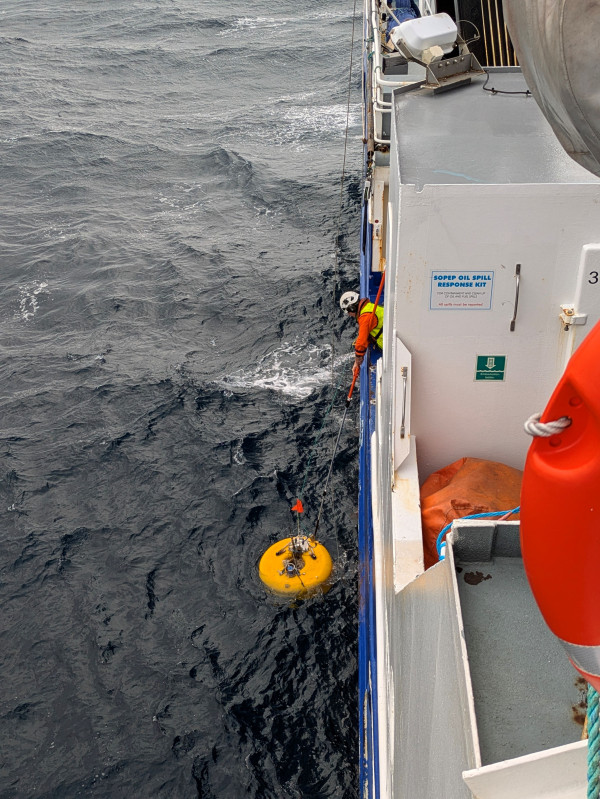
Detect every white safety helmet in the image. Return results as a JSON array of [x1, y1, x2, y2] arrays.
[[339, 290, 359, 313]]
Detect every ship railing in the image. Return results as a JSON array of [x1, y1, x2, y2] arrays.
[[366, 0, 435, 146]]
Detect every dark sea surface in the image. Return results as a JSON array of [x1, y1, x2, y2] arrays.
[[0, 2, 363, 797]]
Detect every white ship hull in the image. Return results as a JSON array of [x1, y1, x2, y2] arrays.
[[358, 2, 600, 796]]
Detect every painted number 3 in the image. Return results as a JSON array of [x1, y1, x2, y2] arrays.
[[589, 271, 599, 284]]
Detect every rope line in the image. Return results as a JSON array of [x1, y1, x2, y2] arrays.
[[331, 0, 359, 386], [298, 369, 347, 503], [313, 0, 358, 560], [524, 412, 572, 437], [289, 362, 354, 547], [290, 0, 359, 551], [589, 684, 600, 798], [313, 382, 353, 539]]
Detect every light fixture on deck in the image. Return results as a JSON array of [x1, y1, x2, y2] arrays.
[[387, 12, 484, 92]]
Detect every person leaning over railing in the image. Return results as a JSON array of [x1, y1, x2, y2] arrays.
[[339, 290, 384, 375]]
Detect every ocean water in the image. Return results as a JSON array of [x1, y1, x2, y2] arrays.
[[0, 1, 363, 797]]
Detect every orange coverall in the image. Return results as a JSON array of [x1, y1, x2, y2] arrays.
[[354, 298, 381, 358]]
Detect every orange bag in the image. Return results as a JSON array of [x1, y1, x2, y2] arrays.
[[420, 457, 522, 569]]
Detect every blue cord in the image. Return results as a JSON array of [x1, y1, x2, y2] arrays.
[[436, 506, 520, 559]]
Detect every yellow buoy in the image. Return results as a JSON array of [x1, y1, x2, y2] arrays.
[[259, 536, 333, 596]]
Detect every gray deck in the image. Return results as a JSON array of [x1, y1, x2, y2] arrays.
[[393, 69, 600, 188], [453, 524, 585, 766]]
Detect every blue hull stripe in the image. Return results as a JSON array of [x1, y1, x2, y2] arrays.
[[357, 166, 383, 796]]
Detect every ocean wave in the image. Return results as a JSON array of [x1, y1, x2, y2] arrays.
[[0, 36, 33, 46]]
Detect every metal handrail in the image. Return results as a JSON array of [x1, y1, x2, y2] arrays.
[[366, 0, 431, 144]]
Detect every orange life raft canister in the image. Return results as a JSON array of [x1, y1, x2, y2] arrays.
[[521, 320, 600, 692]]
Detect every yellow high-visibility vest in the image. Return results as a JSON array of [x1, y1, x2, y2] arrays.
[[358, 302, 384, 349]]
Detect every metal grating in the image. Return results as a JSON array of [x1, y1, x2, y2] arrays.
[[478, 0, 517, 66], [444, 0, 517, 67]]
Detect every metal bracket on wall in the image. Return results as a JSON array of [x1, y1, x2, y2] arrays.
[[560, 304, 588, 331]]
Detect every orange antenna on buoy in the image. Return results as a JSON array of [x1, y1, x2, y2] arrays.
[[291, 499, 304, 513]]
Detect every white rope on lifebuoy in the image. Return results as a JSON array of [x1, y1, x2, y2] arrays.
[[524, 413, 572, 437]]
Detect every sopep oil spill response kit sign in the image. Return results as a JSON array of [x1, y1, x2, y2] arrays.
[[430, 271, 494, 310]]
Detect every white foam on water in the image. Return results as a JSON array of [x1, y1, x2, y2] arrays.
[[283, 103, 361, 134], [17, 280, 49, 321], [271, 91, 318, 104], [41, 219, 78, 241], [267, 103, 362, 149], [300, 9, 352, 20], [232, 441, 246, 465], [220, 8, 351, 36], [220, 337, 352, 399], [222, 16, 289, 35]]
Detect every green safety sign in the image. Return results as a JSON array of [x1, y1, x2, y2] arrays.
[[475, 355, 506, 381]]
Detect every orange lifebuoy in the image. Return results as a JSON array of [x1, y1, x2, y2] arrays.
[[521, 320, 600, 692]]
